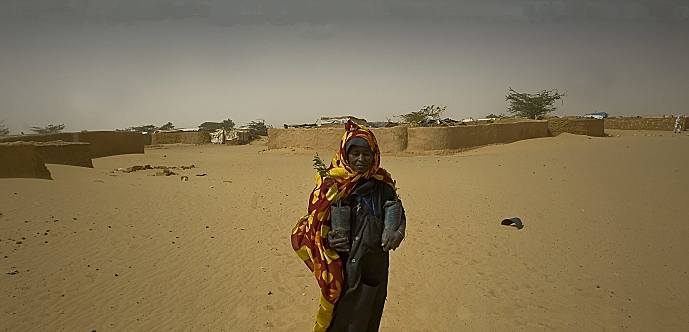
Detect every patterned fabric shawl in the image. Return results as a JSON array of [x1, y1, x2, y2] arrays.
[[291, 120, 395, 332]]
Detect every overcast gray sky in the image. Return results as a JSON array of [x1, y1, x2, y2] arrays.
[[1, 0, 688, 133]]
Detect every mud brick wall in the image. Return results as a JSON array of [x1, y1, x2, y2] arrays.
[[0, 131, 144, 158], [604, 117, 686, 131], [268, 121, 549, 153], [33, 141, 93, 168], [0, 142, 52, 180], [151, 132, 211, 145], [548, 118, 605, 136]]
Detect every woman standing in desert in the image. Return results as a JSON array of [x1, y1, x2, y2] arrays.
[[291, 120, 407, 332]]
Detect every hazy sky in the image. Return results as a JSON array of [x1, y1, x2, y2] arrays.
[[1, 0, 688, 133]]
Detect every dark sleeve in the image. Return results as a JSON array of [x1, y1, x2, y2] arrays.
[[379, 181, 407, 233], [399, 201, 407, 233]]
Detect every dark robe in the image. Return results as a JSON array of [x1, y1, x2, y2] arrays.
[[327, 178, 406, 332]]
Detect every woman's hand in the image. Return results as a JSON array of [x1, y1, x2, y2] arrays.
[[327, 230, 350, 252], [382, 229, 404, 252]]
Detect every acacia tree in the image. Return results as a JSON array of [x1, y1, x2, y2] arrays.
[[397, 104, 447, 124], [245, 119, 266, 132], [222, 118, 235, 129], [157, 122, 175, 131], [30, 124, 65, 134], [199, 118, 235, 131], [505, 88, 566, 119], [0, 119, 9, 136], [124, 124, 158, 133]]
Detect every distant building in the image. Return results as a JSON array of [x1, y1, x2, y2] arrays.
[[316, 116, 367, 127], [583, 112, 609, 119]]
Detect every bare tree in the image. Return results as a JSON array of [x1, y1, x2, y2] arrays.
[[0, 119, 9, 136]]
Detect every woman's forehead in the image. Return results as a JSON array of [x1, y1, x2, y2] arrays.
[[348, 145, 372, 154]]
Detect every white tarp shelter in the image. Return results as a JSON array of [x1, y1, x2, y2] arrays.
[[209, 129, 252, 145]]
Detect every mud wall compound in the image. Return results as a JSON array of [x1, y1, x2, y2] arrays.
[[372, 127, 408, 153], [547, 118, 605, 136], [267, 128, 343, 151], [0, 131, 144, 158], [268, 121, 550, 152], [604, 117, 687, 131], [0, 133, 78, 144], [267, 127, 409, 153], [151, 132, 211, 145], [0, 142, 52, 180], [405, 121, 549, 152], [33, 141, 93, 168], [78, 131, 145, 158]]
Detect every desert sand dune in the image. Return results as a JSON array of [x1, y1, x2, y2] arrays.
[[1, 130, 688, 331]]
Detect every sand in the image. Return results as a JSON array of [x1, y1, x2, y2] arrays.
[[1, 130, 688, 331]]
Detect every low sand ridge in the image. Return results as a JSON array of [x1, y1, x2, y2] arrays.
[[1, 130, 688, 331]]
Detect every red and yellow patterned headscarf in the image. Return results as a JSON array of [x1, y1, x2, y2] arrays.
[[291, 120, 395, 332]]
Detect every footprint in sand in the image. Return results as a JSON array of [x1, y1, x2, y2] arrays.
[[523, 263, 538, 272], [488, 288, 506, 298], [523, 282, 537, 289], [250, 193, 260, 209], [515, 317, 529, 326], [515, 300, 528, 309]]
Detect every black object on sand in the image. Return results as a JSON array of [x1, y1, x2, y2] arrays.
[[501, 217, 524, 229]]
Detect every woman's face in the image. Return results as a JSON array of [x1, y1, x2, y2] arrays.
[[347, 145, 374, 174]]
